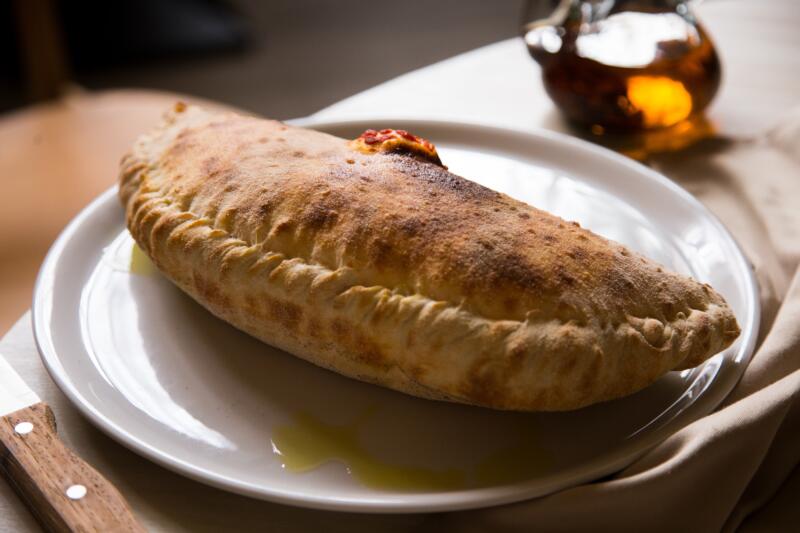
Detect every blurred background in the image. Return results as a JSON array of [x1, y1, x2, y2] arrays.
[[2, 0, 525, 117], [0, 0, 525, 332]]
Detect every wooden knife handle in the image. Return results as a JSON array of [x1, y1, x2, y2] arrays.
[[0, 402, 145, 532]]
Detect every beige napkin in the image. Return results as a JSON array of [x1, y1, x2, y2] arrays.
[[442, 113, 800, 533]]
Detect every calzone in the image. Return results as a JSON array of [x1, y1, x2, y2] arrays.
[[119, 104, 740, 411]]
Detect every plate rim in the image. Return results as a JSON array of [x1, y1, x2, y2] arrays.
[[32, 118, 760, 513]]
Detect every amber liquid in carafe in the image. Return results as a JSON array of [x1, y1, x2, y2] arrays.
[[526, 6, 721, 133]]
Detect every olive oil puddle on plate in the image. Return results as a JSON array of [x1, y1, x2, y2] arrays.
[[129, 243, 156, 275], [271, 411, 547, 491]]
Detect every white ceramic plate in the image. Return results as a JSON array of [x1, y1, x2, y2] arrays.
[[33, 119, 758, 513]]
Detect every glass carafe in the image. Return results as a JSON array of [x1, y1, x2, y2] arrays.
[[523, 0, 721, 134]]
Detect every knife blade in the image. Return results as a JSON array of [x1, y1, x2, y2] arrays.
[[0, 352, 145, 532], [0, 356, 40, 418]]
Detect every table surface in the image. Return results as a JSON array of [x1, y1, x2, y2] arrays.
[[2, 0, 798, 530]]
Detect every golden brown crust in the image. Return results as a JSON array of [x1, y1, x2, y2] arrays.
[[118, 104, 741, 411]]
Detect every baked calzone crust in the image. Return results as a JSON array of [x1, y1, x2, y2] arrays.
[[119, 104, 740, 411]]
